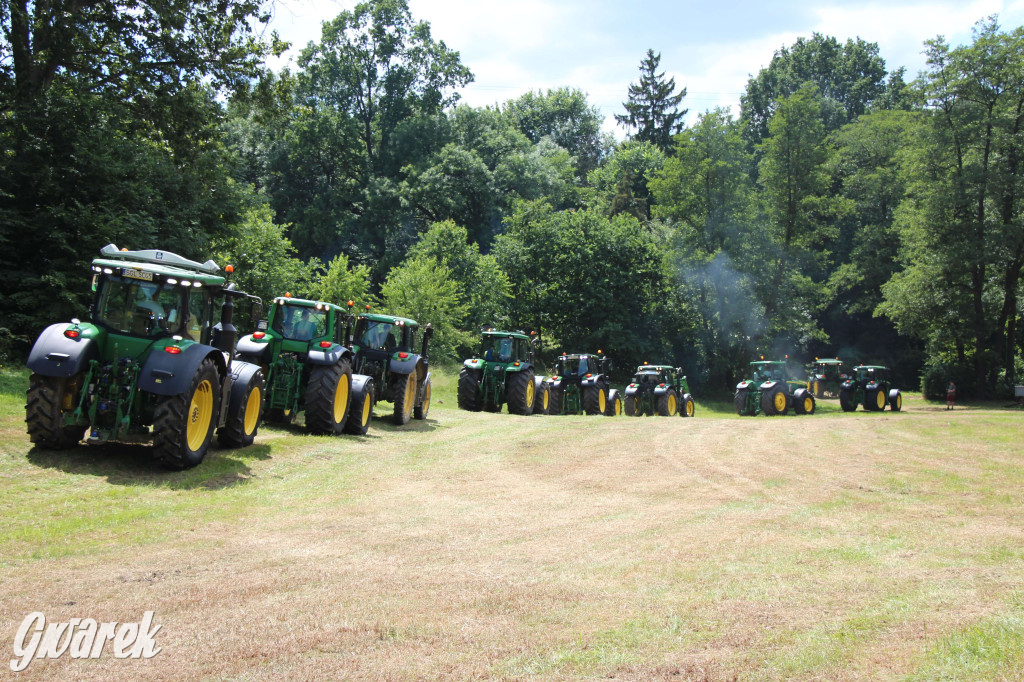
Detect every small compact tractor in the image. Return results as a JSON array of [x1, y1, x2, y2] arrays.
[[839, 365, 902, 412], [25, 244, 265, 469], [806, 357, 847, 398], [458, 329, 547, 415], [734, 359, 816, 416], [348, 306, 432, 425], [236, 295, 373, 436], [546, 351, 620, 416], [623, 363, 695, 417]]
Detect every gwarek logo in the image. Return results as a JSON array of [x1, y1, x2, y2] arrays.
[[10, 611, 161, 672]]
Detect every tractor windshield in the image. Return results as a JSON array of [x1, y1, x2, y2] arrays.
[[94, 276, 187, 338], [483, 337, 514, 363], [272, 306, 327, 341], [357, 320, 401, 352]]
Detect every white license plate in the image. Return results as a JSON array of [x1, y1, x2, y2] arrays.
[[123, 268, 153, 281]]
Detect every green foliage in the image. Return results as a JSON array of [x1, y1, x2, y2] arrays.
[[379, 255, 471, 362], [615, 49, 688, 151], [588, 141, 666, 220], [313, 253, 376, 309], [740, 33, 891, 151], [919, 357, 975, 400]]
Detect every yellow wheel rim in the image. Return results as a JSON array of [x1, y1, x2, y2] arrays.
[[667, 394, 677, 415], [186, 379, 214, 451], [333, 373, 351, 423], [686, 400, 694, 417], [422, 382, 431, 415], [773, 391, 787, 412], [243, 386, 261, 435], [876, 390, 886, 409], [526, 379, 535, 408], [804, 396, 813, 413], [615, 398, 622, 416], [542, 389, 549, 411], [360, 393, 372, 426], [598, 389, 607, 413], [403, 375, 416, 415], [895, 394, 902, 410]]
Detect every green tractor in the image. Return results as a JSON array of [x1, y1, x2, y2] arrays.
[[622, 363, 695, 417], [806, 357, 848, 398], [734, 359, 816, 417], [349, 306, 433, 425], [457, 329, 547, 415], [25, 244, 266, 469], [235, 295, 373, 436], [546, 351, 620, 416], [839, 365, 903, 412]]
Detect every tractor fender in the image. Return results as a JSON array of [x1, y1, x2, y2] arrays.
[[581, 374, 603, 388], [736, 380, 752, 390], [653, 384, 671, 396], [139, 343, 227, 396], [26, 323, 100, 378], [841, 380, 854, 390], [307, 343, 354, 367], [504, 362, 531, 373], [236, 334, 271, 361], [759, 380, 781, 392], [419, 370, 432, 402], [624, 384, 641, 397], [226, 360, 263, 409], [548, 377, 564, 390], [352, 373, 374, 400], [389, 353, 420, 375], [463, 357, 485, 371]]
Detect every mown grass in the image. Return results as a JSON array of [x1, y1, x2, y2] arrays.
[[1, 365, 1023, 680]]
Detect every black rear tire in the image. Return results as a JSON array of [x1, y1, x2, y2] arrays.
[[656, 389, 678, 416], [217, 369, 265, 447], [414, 375, 431, 420], [305, 361, 353, 435], [839, 387, 856, 412], [582, 385, 607, 415], [507, 370, 535, 415], [734, 388, 749, 416], [153, 358, 220, 470], [392, 372, 416, 425], [548, 386, 563, 415], [26, 373, 84, 449], [457, 368, 482, 412]]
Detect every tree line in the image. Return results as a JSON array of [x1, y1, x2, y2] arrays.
[[1, 0, 1022, 398]]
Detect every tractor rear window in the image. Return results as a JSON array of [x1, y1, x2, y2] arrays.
[[358, 320, 400, 351], [95, 276, 187, 338], [484, 337, 514, 362]]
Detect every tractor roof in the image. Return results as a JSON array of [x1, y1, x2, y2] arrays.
[[854, 364, 888, 370], [93, 244, 225, 285], [750, 360, 787, 367], [358, 312, 419, 328], [812, 358, 843, 365], [272, 296, 344, 312], [559, 352, 603, 359], [482, 330, 532, 341], [637, 364, 673, 372]]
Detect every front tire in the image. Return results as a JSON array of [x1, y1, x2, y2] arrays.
[[305, 361, 353, 435], [839, 387, 856, 412], [548, 386, 564, 415], [605, 389, 623, 416], [534, 382, 550, 415], [734, 388, 750, 416], [392, 372, 416, 425], [217, 369, 265, 447], [344, 379, 374, 436], [680, 394, 695, 417], [414, 375, 431, 420], [26, 373, 84, 449], [889, 389, 902, 412], [153, 358, 220, 470]]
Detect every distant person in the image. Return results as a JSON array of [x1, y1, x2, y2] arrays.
[[946, 381, 956, 410]]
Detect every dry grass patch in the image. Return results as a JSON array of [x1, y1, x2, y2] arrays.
[[1, 369, 1022, 680]]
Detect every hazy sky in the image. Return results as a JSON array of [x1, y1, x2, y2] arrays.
[[264, 0, 1024, 134]]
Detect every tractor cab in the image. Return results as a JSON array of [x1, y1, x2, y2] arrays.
[[553, 352, 607, 382]]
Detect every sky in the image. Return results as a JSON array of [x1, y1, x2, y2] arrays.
[[263, 0, 1024, 135]]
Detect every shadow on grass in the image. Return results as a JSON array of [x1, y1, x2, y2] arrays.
[[369, 412, 441, 433], [25, 441, 271, 490]]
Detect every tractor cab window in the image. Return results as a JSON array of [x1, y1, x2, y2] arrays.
[[577, 357, 590, 375], [95, 275, 186, 338], [273, 306, 326, 341], [484, 337, 514, 362], [184, 289, 211, 342], [358, 320, 400, 351]]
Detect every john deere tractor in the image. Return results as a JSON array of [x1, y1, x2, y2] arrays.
[[623, 364, 695, 417], [546, 351, 619, 416], [235, 295, 374, 436], [349, 306, 432, 425], [839, 365, 902, 412], [806, 357, 847, 398], [457, 329, 547, 415], [734, 359, 816, 417], [25, 244, 265, 469]]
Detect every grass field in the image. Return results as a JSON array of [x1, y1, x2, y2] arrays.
[[1, 366, 1022, 680]]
